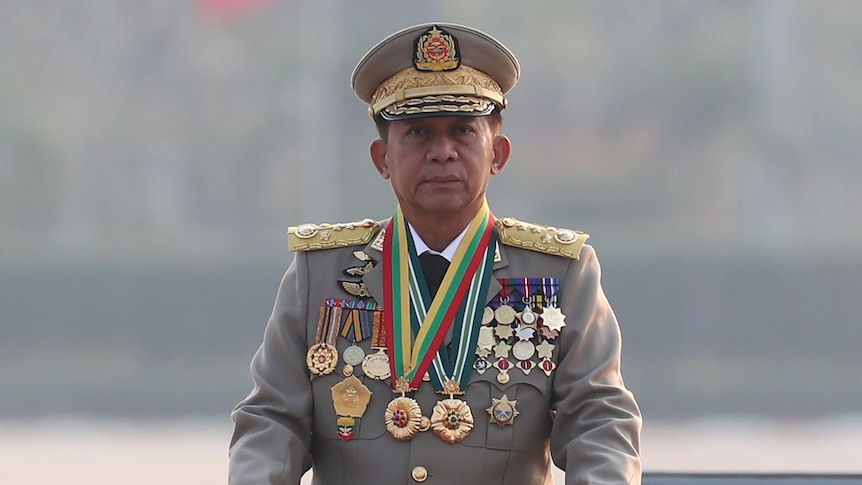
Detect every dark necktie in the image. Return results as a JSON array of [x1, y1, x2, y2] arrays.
[[419, 252, 450, 298]]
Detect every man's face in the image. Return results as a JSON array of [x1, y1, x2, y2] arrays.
[[370, 115, 510, 223]]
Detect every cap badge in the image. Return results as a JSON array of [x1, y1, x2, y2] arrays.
[[413, 26, 460, 72]]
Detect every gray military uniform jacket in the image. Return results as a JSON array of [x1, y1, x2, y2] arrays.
[[229, 217, 641, 485]]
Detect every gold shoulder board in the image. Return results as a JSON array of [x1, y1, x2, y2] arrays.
[[495, 217, 589, 260], [288, 219, 381, 252]]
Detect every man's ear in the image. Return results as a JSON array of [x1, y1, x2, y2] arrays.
[[490, 135, 511, 175], [370, 139, 389, 179]]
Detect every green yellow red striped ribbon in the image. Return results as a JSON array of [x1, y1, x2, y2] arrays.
[[383, 200, 496, 391]]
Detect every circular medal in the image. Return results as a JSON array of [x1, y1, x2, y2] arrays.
[[306, 343, 338, 375], [494, 304, 516, 324], [342, 344, 365, 366], [385, 396, 423, 441], [519, 306, 538, 326], [430, 398, 474, 444], [477, 326, 495, 349], [512, 340, 536, 361], [497, 371, 510, 384], [481, 306, 495, 325], [361, 349, 391, 380]]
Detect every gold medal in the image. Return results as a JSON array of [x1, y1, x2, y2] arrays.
[[481, 306, 495, 325], [477, 326, 495, 353], [494, 323, 514, 339], [540, 304, 566, 331], [307, 342, 338, 375], [430, 398, 474, 443], [331, 375, 372, 418], [535, 340, 555, 360], [494, 304, 516, 324], [385, 395, 424, 441], [361, 348, 391, 380]]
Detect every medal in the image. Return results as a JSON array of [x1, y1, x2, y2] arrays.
[[541, 304, 566, 332], [331, 375, 372, 441], [343, 343, 365, 366], [385, 395, 424, 441], [518, 305, 538, 326], [494, 358, 511, 384], [481, 306, 495, 325], [518, 359, 535, 375], [307, 303, 343, 375], [473, 356, 490, 374], [385, 377, 424, 441], [341, 342, 364, 376], [361, 348, 391, 380], [307, 342, 338, 375], [494, 303, 516, 324], [477, 326, 495, 353], [430, 398, 474, 443], [494, 323, 514, 339], [381, 202, 496, 445], [362, 309, 390, 380], [493, 340, 511, 359], [430, 380, 473, 443], [487, 394, 519, 428], [512, 340, 535, 361], [535, 340, 554, 360], [540, 357, 556, 376], [331, 375, 372, 417]]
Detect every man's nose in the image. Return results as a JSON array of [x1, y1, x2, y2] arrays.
[[426, 134, 458, 162]]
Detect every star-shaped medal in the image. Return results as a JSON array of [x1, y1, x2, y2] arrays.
[[540, 326, 559, 340], [494, 323, 514, 339], [536, 340, 555, 360], [514, 325, 535, 341], [486, 394, 519, 428], [541, 304, 566, 332], [494, 341, 512, 359]]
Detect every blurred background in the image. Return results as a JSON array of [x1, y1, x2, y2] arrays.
[[1, 0, 861, 482]]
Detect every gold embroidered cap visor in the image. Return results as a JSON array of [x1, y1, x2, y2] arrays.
[[351, 23, 520, 120]]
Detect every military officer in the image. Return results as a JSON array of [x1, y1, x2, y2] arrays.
[[229, 22, 642, 485]]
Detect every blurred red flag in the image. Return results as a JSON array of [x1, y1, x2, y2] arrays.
[[196, 0, 273, 23]]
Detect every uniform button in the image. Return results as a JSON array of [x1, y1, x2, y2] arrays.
[[411, 465, 428, 482]]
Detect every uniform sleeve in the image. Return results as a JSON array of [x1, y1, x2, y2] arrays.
[[550, 245, 642, 485], [229, 252, 314, 485]]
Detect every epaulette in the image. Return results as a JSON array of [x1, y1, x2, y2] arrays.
[[495, 217, 589, 260], [287, 219, 381, 252]]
